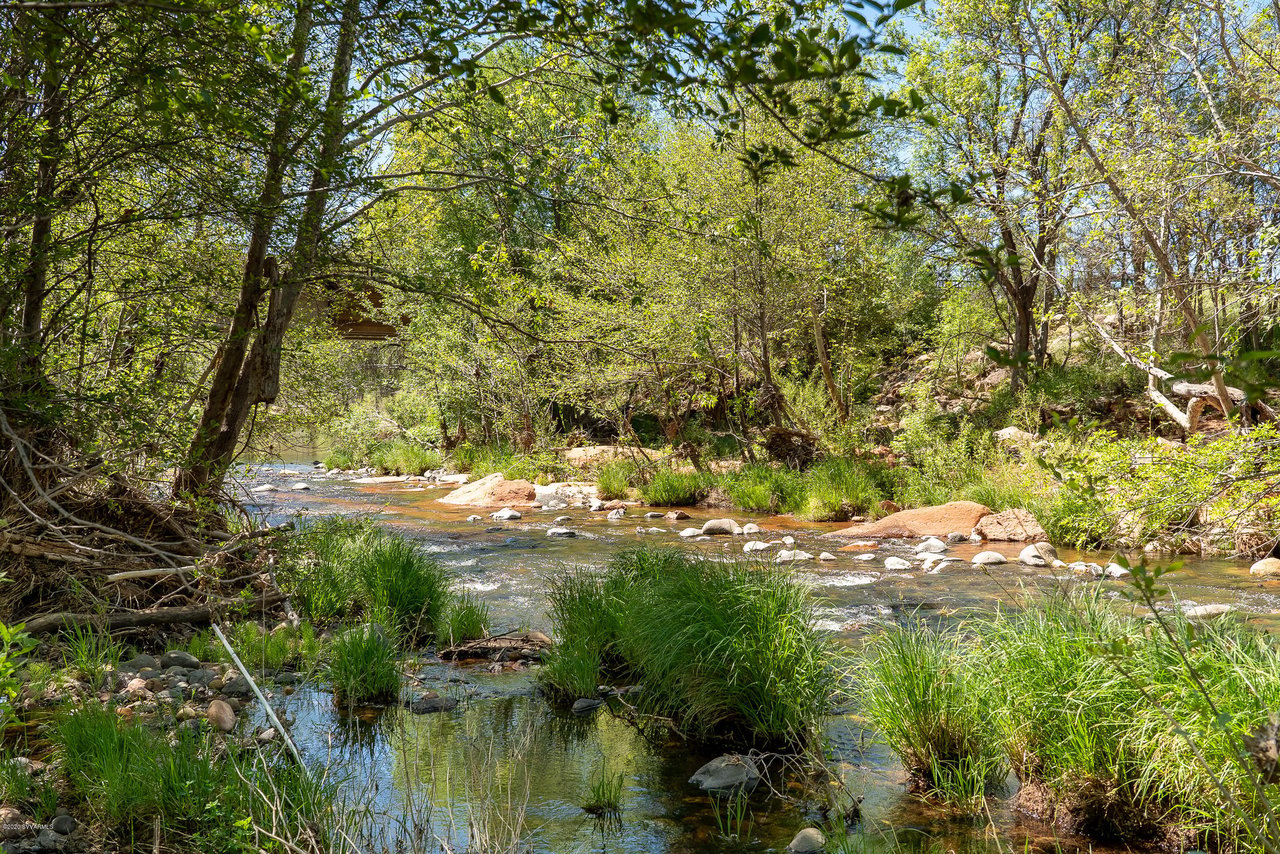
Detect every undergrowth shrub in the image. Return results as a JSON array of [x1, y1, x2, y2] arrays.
[[540, 548, 834, 748], [594, 459, 638, 500], [327, 625, 400, 705]]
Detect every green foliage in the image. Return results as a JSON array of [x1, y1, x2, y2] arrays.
[[451, 442, 575, 484], [188, 622, 322, 673], [594, 459, 638, 500], [859, 625, 1004, 808], [721, 464, 806, 513], [53, 706, 332, 850], [327, 625, 401, 705], [61, 623, 123, 683], [638, 469, 711, 506], [582, 765, 624, 817], [860, 595, 1280, 841], [442, 594, 490, 646], [541, 548, 834, 747], [0, 752, 58, 823], [282, 518, 461, 641], [796, 458, 889, 521], [0, 621, 37, 719]]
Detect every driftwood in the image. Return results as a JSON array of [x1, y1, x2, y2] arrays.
[[23, 593, 286, 635], [439, 630, 552, 661], [1087, 316, 1274, 431]]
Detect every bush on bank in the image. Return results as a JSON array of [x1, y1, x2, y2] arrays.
[[540, 548, 836, 748], [860, 593, 1280, 846]]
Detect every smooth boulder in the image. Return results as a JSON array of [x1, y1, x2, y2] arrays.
[[701, 518, 738, 535], [1250, 557, 1280, 578], [689, 754, 761, 791], [775, 550, 814, 563], [439, 473, 537, 507], [787, 828, 827, 854], [491, 508, 522, 521], [825, 501, 992, 539], [207, 699, 236, 733], [884, 556, 912, 571], [547, 527, 576, 538], [974, 508, 1046, 542], [915, 537, 948, 554], [972, 551, 1007, 566], [1019, 542, 1058, 566]]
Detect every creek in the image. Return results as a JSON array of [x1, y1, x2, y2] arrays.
[[240, 464, 1280, 854]]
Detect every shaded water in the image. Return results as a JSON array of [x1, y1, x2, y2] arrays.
[[236, 464, 1280, 853]]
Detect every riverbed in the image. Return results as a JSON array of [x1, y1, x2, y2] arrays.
[[236, 464, 1280, 854]]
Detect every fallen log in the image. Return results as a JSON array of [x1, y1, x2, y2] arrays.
[[439, 630, 552, 661], [23, 592, 286, 635]]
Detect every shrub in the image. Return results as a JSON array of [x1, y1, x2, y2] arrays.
[[639, 469, 710, 506], [327, 626, 401, 705], [541, 548, 834, 747]]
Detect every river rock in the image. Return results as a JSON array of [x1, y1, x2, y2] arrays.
[[825, 501, 992, 539], [689, 754, 761, 791], [1184, 603, 1234, 620], [36, 828, 66, 850], [121, 653, 159, 672], [884, 556, 912, 571], [1099, 562, 1131, 579], [571, 697, 605, 714], [466, 514, 482, 522], [817, 552, 837, 561], [50, 815, 76, 836], [678, 527, 701, 538], [546, 527, 576, 538], [701, 518, 738, 535], [290, 482, 311, 490], [775, 550, 814, 563], [160, 650, 200, 669], [607, 508, 626, 521], [207, 699, 236, 732], [251, 483, 277, 493], [946, 532, 968, 544], [741, 522, 762, 535], [972, 551, 1007, 566], [257, 727, 277, 743], [974, 508, 1046, 542], [410, 695, 459, 714], [914, 537, 947, 554], [787, 827, 827, 853], [994, 426, 1038, 446], [554, 515, 572, 523], [491, 508, 522, 521], [437, 473, 469, 484], [664, 510, 690, 521], [782, 536, 795, 546], [854, 552, 878, 561], [743, 541, 773, 553], [440, 473, 537, 507], [589, 498, 605, 511], [1019, 542, 1058, 566], [644, 512, 664, 519], [1250, 558, 1280, 577]]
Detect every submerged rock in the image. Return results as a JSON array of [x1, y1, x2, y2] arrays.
[[644, 511, 664, 519], [409, 695, 459, 714], [607, 508, 626, 521], [689, 754, 761, 791], [701, 518, 738, 535], [571, 697, 605, 714], [787, 827, 827, 854], [1183, 603, 1234, 620], [972, 551, 1007, 566]]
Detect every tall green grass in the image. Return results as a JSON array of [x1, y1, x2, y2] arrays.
[[187, 621, 322, 672], [540, 548, 834, 747], [282, 518, 466, 641], [451, 442, 575, 484], [594, 459, 638, 500], [859, 594, 1280, 844], [323, 437, 441, 474], [638, 469, 710, 506], [53, 706, 336, 851], [327, 625, 401, 705]]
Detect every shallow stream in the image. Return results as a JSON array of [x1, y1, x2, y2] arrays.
[[238, 464, 1280, 854]]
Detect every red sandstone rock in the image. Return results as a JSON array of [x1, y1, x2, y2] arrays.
[[825, 501, 992, 539]]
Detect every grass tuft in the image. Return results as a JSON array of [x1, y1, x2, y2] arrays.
[[638, 469, 710, 506], [327, 625, 401, 705]]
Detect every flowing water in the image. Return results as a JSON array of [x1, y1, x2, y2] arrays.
[[237, 463, 1280, 854]]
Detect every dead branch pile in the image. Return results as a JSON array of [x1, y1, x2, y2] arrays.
[[1, 409, 291, 635]]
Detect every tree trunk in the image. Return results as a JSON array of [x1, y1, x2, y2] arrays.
[[812, 297, 847, 423]]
